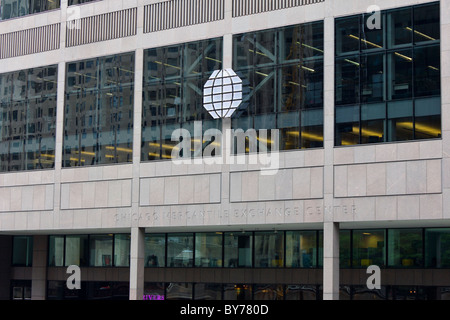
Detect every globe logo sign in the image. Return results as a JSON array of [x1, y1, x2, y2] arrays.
[[203, 69, 243, 119]]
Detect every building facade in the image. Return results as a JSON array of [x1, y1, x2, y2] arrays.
[[0, 0, 449, 300]]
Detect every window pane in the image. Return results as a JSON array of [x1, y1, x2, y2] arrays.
[[335, 56, 360, 106], [286, 285, 318, 300], [1, 0, 61, 20], [414, 97, 441, 140], [254, 67, 276, 115], [280, 65, 300, 112], [335, 105, 359, 146], [167, 233, 193, 267], [335, 3, 441, 147], [114, 234, 130, 267], [340, 230, 351, 268], [360, 103, 386, 144], [254, 29, 276, 67], [63, 52, 134, 167], [388, 229, 423, 267], [195, 233, 223, 267], [89, 234, 113, 267], [301, 108, 323, 148], [425, 228, 450, 268], [361, 53, 385, 103], [0, 65, 57, 173], [352, 230, 386, 268], [223, 284, 252, 300], [166, 283, 192, 300], [335, 17, 360, 55], [413, 3, 440, 44], [144, 282, 165, 297], [224, 232, 252, 268], [280, 26, 302, 64], [361, 12, 385, 51], [387, 8, 412, 48], [234, 23, 323, 152], [302, 22, 324, 60], [414, 45, 440, 98], [48, 236, 64, 267], [142, 38, 223, 161], [387, 100, 413, 142], [254, 284, 284, 300], [286, 231, 317, 268], [145, 234, 166, 267], [194, 283, 222, 300], [65, 235, 89, 267], [69, 0, 95, 5], [387, 50, 413, 100], [12, 236, 33, 267], [254, 231, 284, 268]]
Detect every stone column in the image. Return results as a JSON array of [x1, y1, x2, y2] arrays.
[[441, 0, 450, 219], [322, 9, 339, 300], [129, 227, 145, 300], [323, 222, 340, 300], [31, 236, 48, 300], [128, 5, 145, 296]]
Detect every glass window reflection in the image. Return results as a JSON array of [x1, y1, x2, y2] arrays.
[[145, 234, 166, 267], [352, 230, 386, 268], [335, 3, 441, 146], [388, 229, 423, 268], [233, 21, 324, 151], [63, 52, 135, 167], [1, 0, 61, 21], [285, 231, 317, 268], [167, 233, 194, 267], [224, 232, 252, 268], [0, 65, 57, 172], [254, 231, 284, 268], [195, 233, 223, 267], [142, 38, 223, 162]]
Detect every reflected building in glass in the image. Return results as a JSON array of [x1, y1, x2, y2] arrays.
[[63, 52, 135, 167], [0, 0, 450, 302]]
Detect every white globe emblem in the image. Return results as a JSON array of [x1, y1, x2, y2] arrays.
[[203, 69, 243, 119]]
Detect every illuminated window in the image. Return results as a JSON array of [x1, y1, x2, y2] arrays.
[[335, 2, 441, 146], [233, 21, 324, 151]]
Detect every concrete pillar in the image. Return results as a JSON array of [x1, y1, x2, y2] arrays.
[[323, 222, 340, 300], [31, 236, 48, 300], [322, 7, 340, 300], [129, 227, 145, 300], [129, 19, 144, 297], [440, 0, 450, 218]]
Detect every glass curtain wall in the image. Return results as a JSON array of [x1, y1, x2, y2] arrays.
[[142, 38, 223, 161], [0, 65, 57, 172], [335, 2, 441, 146], [12, 236, 33, 267], [425, 228, 450, 268], [145, 234, 166, 267], [44, 228, 450, 269], [0, 0, 60, 20], [233, 21, 324, 151], [224, 231, 253, 268], [254, 231, 284, 267], [68, 0, 94, 5], [285, 231, 317, 268], [65, 235, 89, 266], [167, 233, 194, 267], [48, 234, 128, 267], [63, 52, 135, 167], [195, 233, 223, 267]]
